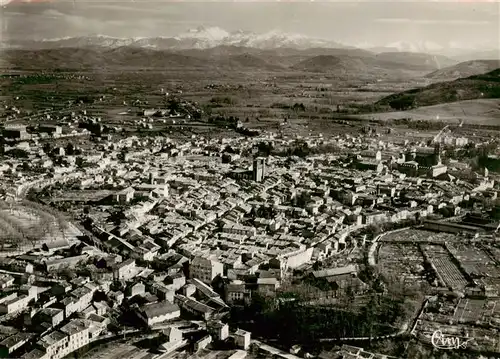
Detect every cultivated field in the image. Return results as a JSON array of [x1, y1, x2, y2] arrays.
[[453, 298, 488, 323], [422, 244, 469, 290], [447, 242, 499, 278], [0, 67, 428, 138], [82, 340, 154, 359], [377, 243, 426, 286]]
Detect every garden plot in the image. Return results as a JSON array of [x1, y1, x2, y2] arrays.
[[381, 229, 456, 243], [422, 245, 469, 290], [377, 243, 426, 285]]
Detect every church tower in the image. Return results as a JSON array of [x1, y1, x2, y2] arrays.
[[434, 143, 442, 165]]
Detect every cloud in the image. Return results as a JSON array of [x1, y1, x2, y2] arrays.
[[2, 0, 498, 45]]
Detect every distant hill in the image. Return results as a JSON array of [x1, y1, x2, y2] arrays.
[[221, 53, 284, 71], [374, 52, 457, 71], [452, 49, 500, 63], [175, 46, 374, 67], [0, 44, 461, 80], [376, 68, 500, 109], [291, 55, 369, 73], [425, 60, 500, 80], [290, 52, 452, 76], [0, 47, 272, 71]]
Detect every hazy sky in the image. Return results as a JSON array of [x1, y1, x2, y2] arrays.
[[1, 0, 499, 49]]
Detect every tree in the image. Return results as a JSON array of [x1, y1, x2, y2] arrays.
[[257, 142, 273, 157], [389, 95, 415, 111], [167, 97, 181, 112], [0, 212, 24, 250], [359, 293, 379, 343]]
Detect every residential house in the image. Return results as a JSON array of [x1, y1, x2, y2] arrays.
[[36, 320, 90, 359], [208, 321, 229, 341], [0, 333, 32, 357], [234, 329, 251, 350], [112, 259, 136, 281], [33, 308, 64, 329], [136, 301, 181, 326], [257, 278, 279, 296], [115, 187, 135, 204], [174, 294, 216, 321], [190, 256, 223, 284], [225, 281, 251, 305], [194, 335, 212, 352]]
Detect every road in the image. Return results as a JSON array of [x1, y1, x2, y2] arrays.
[[5, 106, 82, 124], [318, 322, 409, 343], [368, 227, 410, 266]]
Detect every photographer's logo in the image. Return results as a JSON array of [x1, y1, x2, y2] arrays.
[[431, 330, 475, 350]]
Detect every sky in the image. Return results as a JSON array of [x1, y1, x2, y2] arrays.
[[1, 0, 499, 51]]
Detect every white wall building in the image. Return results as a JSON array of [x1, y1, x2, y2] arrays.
[[36, 320, 90, 359], [137, 301, 181, 326], [113, 259, 136, 281], [190, 256, 224, 284]]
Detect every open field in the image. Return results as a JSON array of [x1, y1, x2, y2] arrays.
[[0, 69, 411, 141], [415, 297, 500, 353], [1, 55, 499, 145], [454, 298, 488, 323], [0, 69, 421, 116], [357, 99, 500, 125], [415, 320, 498, 352]]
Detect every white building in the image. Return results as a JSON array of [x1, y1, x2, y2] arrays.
[[208, 321, 229, 341], [0, 287, 37, 315], [113, 259, 136, 281], [234, 329, 251, 350], [115, 187, 135, 204], [137, 301, 181, 326], [190, 256, 224, 284], [36, 320, 90, 359], [222, 224, 257, 237]]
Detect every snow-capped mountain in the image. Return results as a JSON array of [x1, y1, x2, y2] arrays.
[[176, 26, 231, 42], [4, 27, 498, 59], [4, 26, 348, 51], [39, 35, 137, 48]]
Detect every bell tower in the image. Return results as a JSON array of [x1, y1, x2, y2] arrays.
[[434, 142, 442, 165]]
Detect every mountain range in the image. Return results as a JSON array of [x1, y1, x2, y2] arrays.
[[2, 26, 498, 62], [4, 27, 347, 51], [1, 46, 461, 77], [1, 26, 499, 83]]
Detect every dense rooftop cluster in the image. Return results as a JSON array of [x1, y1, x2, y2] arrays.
[[1, 117, 500, 359]]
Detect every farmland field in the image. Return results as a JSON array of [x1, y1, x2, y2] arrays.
[[422, 244, 469, 290], [377, 243, 426, 286]]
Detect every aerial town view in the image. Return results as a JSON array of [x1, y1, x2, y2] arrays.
[[0, 1, 499, 359]]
